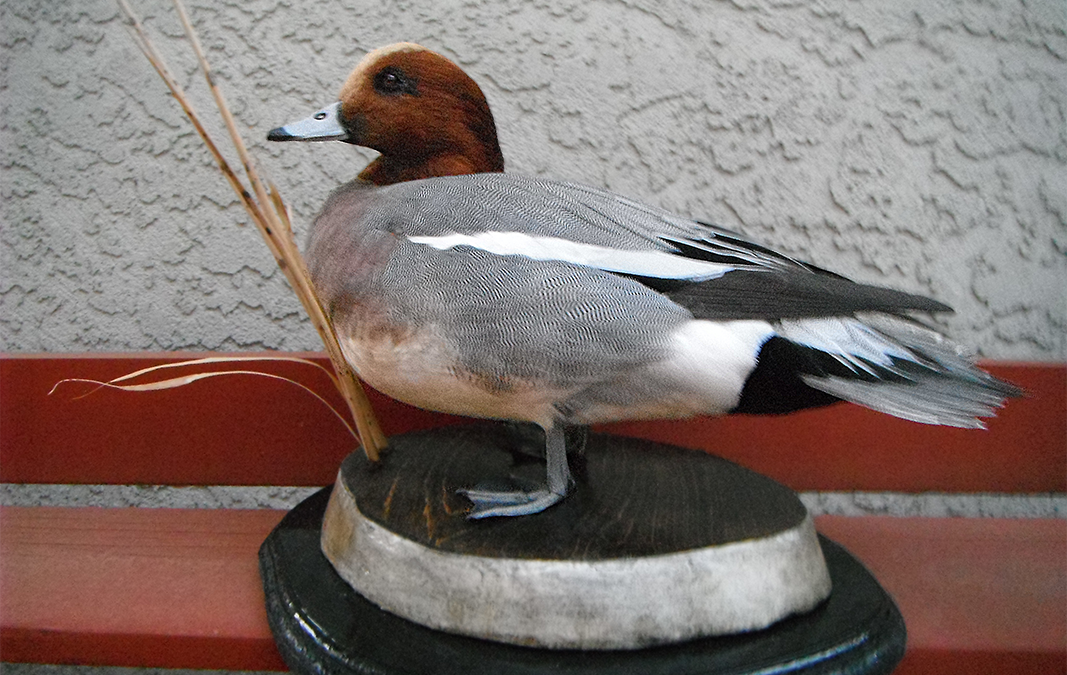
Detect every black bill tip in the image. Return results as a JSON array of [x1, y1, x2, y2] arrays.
[[267, 126, 294, 142]]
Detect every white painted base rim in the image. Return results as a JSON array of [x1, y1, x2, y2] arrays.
[[321, 471, 833, 650]]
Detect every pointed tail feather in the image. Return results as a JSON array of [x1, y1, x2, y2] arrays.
[[777, 314, 1022, 427]]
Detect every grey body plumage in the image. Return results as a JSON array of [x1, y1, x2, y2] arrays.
[[302, 173, 1018, 517]]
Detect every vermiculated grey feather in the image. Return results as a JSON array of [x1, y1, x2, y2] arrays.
[[299, 171, 1019, 517], [306, 172, 1018, 430]]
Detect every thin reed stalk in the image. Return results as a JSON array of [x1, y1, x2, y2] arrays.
[[116, 0, 386, 460]]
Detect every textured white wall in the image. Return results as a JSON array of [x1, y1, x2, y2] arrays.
[[2, 0, 1065, 359]]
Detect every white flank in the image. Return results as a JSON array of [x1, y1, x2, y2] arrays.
[[665, 320, 775, 409], [408, 231, 732, 280], [587, 319, 775, 421]]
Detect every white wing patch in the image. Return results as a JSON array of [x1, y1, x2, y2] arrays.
[[407, 231, 732, 281]]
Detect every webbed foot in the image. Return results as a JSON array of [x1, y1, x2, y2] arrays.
[[459, 424, 573, 519]]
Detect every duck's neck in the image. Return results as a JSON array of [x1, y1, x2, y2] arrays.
[[358, 149, 503, 186]]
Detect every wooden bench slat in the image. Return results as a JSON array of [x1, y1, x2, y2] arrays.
[[604, 360, 1064, 493], [2, 354, 1063, 492], [2, 505, 1063, 672], [896, 651, 1065, 675], [815, 516, 1066, 654], [0, 630, 286, 672], [0, 352, 456, 487], [0, 505, 287, 670]]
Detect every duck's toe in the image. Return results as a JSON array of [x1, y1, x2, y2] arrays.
[[459, 486, 565, 519]]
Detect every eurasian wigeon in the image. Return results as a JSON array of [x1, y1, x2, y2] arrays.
[[269, 43, 1018, 518]]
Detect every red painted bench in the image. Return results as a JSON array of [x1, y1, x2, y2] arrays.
[[2, 353, 1064, 673]]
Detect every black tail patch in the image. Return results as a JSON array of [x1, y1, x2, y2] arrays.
[[732, 336, 842, 415]]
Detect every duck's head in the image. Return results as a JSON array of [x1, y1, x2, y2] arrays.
[[268, 42, 504, 186]]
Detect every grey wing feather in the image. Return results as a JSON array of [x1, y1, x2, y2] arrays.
[[387, 175, 953, 320], [386, 174, 792, 265]]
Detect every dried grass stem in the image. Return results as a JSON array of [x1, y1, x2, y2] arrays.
[[116, 0, 386, 460]]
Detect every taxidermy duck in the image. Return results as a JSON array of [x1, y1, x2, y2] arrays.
[[269, 42, 1019, 518]]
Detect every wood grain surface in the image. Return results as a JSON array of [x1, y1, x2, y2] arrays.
[[343, 425, 807, 559]]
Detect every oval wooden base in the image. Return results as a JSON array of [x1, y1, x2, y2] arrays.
[[319, 426, 831, 649], [259, 485, 907, 675]]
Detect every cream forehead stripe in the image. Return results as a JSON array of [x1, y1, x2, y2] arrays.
[[363, 42, 428, 60], [340, 42, 431, 97], [407, 231, 733, 281]]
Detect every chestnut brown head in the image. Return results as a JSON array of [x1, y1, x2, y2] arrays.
[[268, 43, 505, 185]]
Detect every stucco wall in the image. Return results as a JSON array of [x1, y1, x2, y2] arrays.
[[2, 0, 1065, 360]]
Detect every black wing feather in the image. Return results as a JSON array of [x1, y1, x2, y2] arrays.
[[662, 269, 951, 321]]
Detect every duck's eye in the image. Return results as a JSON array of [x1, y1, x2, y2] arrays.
[[373, 66, 418, 96]]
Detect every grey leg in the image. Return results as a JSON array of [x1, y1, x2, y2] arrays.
[[565, 424, 589, 483], [461, 424, 574, 519], [544, 424, 570, 495]]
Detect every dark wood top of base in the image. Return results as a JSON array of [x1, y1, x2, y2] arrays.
[[340, 425, 807, 560]]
